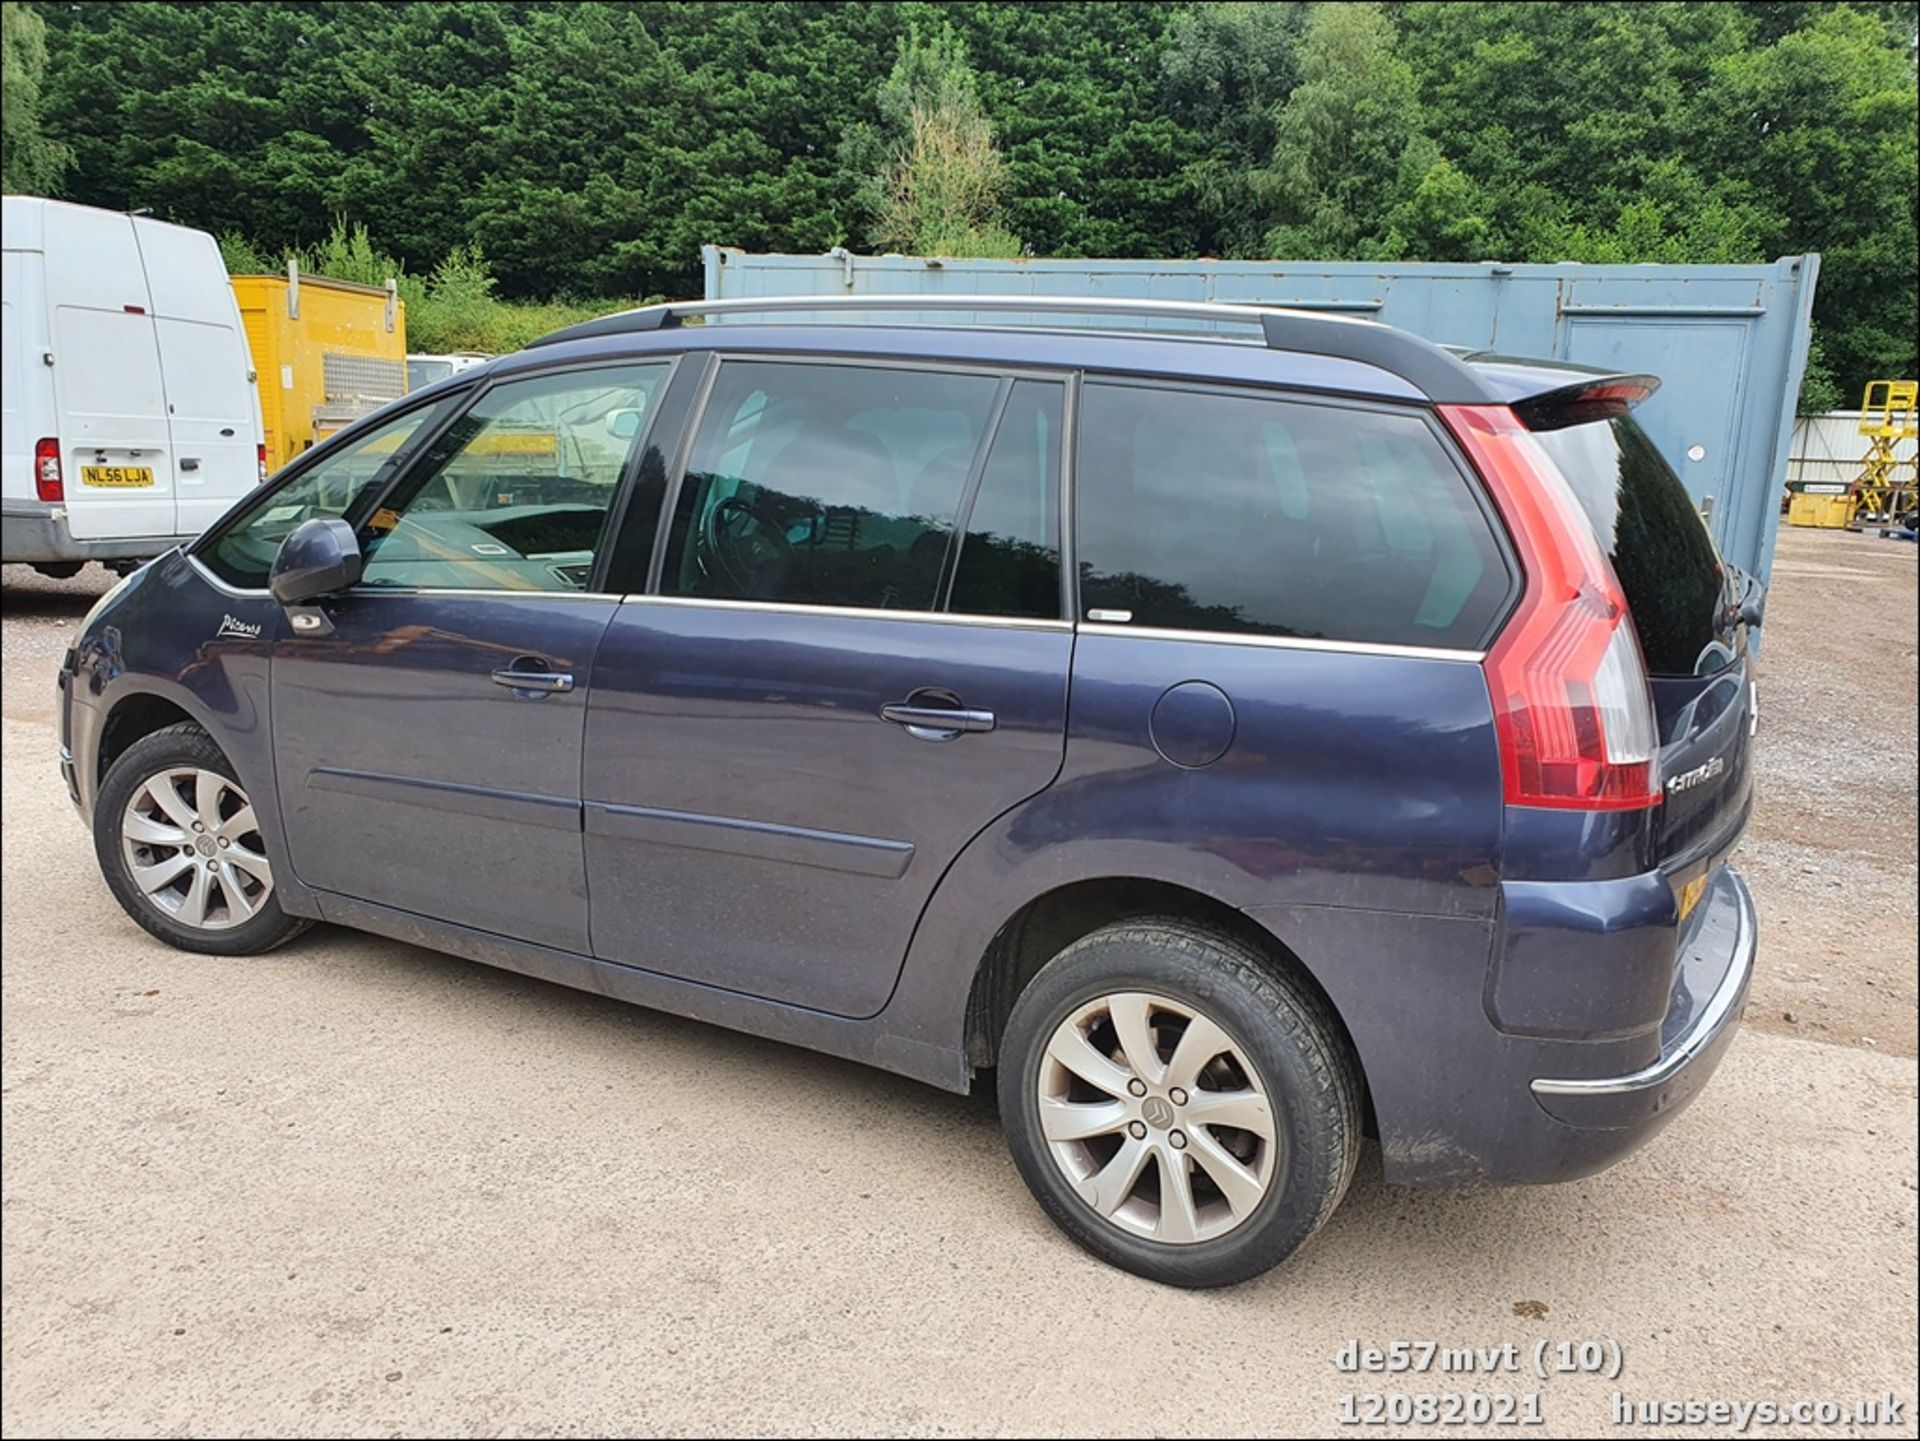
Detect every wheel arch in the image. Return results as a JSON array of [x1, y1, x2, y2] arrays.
[[84, 669, 313, 909], [95, 690, 202, 788], [960, 876, 1369, 1121]]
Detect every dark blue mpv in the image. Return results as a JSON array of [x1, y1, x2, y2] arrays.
[[59, 297, 1757, 1287]]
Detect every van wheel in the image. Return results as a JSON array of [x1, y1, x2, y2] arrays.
[[93, 723, 310, 956], [997, 918, 1362, 1288]]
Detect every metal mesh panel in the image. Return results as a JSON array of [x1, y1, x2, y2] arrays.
[[322, 353, 406, 403]]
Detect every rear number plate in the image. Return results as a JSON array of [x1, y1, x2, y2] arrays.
[[80, 465, 155, 488], [1678, 870, 1710, 922]]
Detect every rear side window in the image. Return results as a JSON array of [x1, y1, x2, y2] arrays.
[[1533, 416, 1729, 676], [949, 379, 1063, 618], [663, 360, 1001, 611], [1075, 382, 1511, 649]]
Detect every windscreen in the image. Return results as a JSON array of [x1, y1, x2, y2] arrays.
[[1532, 415, 1733, 677], [407, 358, 454, 390]]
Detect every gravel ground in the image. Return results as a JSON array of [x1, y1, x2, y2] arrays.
[[1737, 525, 1919, 1057], [1, 533, 1916, 1436]]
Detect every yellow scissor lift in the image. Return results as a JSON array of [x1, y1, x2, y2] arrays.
[[1848, 380, 1918, 532]]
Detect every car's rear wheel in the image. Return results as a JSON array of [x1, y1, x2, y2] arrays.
[[93, 723, 310, 955], [997, 918, 1362, 1287]]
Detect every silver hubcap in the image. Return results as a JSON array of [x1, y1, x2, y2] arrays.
[[120, 767, 271, 931], [1038, 991, 1278, 1245]]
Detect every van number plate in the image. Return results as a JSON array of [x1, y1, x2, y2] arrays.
[[80, 466, 155, 488]]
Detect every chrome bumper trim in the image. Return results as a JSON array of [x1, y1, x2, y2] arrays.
[[1530, 871, 1755, 1099]]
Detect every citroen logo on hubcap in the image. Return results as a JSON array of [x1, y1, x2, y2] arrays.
[[1140, 1095, 1175, 1130]]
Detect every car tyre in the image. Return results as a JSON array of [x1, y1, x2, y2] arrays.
[[998, 918, 1362, 1287], [93, 722, 310, 956]]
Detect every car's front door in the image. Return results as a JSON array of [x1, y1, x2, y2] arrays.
[[269, 360, 675, 951], [584, 359, 1073, 1018]]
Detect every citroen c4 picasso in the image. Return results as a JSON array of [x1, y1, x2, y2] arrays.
[[58, 297, 1758, 1287]]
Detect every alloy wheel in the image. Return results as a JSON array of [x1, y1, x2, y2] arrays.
[[120, 767, 273, 932], [1036, 991, 1279, 1245]]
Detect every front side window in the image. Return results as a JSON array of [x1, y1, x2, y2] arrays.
[[663, 360, 1002, 611], [356, 363, 669, 592], [1075, 382, 1511, 650], [200, 403, 441, 589]]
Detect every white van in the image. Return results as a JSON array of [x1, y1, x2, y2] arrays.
[[405, 350, 492, 391], [2, 197, 265, 576]]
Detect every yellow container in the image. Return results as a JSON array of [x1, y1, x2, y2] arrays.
[[230, 268, 408, 472], [1787, 490, 1855, 528]]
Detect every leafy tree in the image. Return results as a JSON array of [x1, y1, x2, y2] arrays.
[[1386, 156, 1492, 262], [1160, 1, 1310, 256], [1797, 328, 1847, 414], [1261, 2, 1481, 260], [840, 21, 977, 232], [1697, 5, 1919, 396], [2, 0, 68, 194], [946, 1, 1201, 258], [215, 230, 269, 275], [292, 217, 409, 291], [853, 21, 1022, 257], [875, 102, 1023, 258]]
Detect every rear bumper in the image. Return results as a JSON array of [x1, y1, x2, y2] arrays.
[[1246, 862, 1758, 1189], [3, 504, 185, 565], [1530, 864, 1754, 1132]]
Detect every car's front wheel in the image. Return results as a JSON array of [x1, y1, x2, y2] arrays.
[[997, 918, 1362, 1287], [93, 722, 310, 955]]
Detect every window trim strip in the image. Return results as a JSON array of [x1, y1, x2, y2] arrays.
[[618, 592, 1074, 632], [1077, 620, 1485, 664]]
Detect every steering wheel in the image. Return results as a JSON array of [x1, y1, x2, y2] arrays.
[[701, 495, 794, 593]]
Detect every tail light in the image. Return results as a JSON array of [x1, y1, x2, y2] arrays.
[[35, 438, 63, 503], [1441, 404, 1660, 811], [257, 443, 270, 484]]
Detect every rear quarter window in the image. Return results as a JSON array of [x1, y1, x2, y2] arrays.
[[1075, 381, 1512, 650]]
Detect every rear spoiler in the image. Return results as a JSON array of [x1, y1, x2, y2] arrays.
[[1511, 375, 1660, 432]]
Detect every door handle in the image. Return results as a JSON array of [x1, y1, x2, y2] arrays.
[[880, 701, 996, 740], [180, 457, 201, 472], [491, 664, 574, 697]]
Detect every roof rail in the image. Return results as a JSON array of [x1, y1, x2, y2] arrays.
[[525, 294, 1499, 404]]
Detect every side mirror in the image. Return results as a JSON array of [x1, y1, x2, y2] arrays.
[[269, 517, 362, 605], [605, 407, 644, 440]]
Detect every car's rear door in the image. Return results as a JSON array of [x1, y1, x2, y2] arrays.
[[269, 358, 676, 952], [583, 357, 1072, 1018]]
